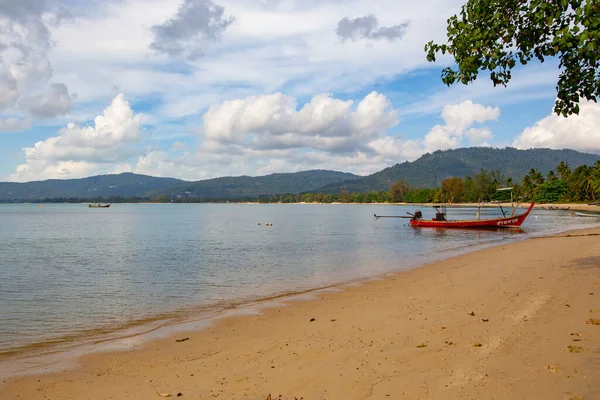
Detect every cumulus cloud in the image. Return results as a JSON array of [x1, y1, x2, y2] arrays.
[[127, 91, 409, 179], [423, 100, 499, 151], [336, 14, 409, 42], [121, 98, 500, 182], [0, 0, 74, 121], [10, 94, 143, 181], [203, 91, 398, 154], [513, 100, 600, 153], [150, 0, 235, 59], [20, 83, 74, 118]]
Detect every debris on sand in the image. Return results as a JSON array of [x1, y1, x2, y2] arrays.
[[469, 312, 475, 316], [567, 345, 583, 353], [416, 343, 427, 348], [546, 365, 561, 373], [176, 338, 190, 343], [585, 318, 600, 325], [156, 391, 172, 397], [472, 343, 482, 347]]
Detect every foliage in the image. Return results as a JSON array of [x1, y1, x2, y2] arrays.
[[534, 180, 569, 203], [425, 0, 600, 116], [390, 180, 410, 202], [403, 188, 438, 203], [440, 177, 465, 202]]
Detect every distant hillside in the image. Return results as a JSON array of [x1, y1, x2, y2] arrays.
[[157, 170, 359, 199], [0, 173, 185, 201], [319, 147, 600, 193], [3, 148, 598, 201], [0, 170, 359, 201]]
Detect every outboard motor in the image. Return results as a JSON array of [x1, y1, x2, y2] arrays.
[[412, 210, 422, 220]]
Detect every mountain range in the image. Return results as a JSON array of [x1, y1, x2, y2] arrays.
[[1, 147, 598, 201], [319, 147, 600, 193]]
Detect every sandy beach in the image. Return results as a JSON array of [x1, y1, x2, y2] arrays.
[[2, 228, 599, 400]]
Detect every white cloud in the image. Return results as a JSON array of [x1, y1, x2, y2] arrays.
[[45, 0, 464, 122], [513, 100, 600, 152], [132, 97, 502, 181], [465, 127, 493, 146], [203, 91, 398, 154], [11, 160, 100, 182], [20, 83, 74, 118], [423, 100, 499, 151], [149, 0, 235, 60], [4, 0, 566, 182], [0, 0, 74, 119], [130, 91, 411, 179], [0, 118, 30, 132], [336, 14, 409, 42], [441, 100, 500, 132], [10, 94, 143, 181]]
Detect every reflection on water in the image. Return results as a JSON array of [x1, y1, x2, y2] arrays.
[[0, 203, 597, 358]]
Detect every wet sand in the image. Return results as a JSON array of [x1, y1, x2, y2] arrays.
[[1, 228, 599, 400]]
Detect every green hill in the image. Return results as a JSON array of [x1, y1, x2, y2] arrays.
[[318, 147, 600, 193], [157, 170, 359, 199], [0, 170, 358, 201], [0, 173, 184, 201]]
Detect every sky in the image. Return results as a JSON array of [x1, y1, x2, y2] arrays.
[[1, 0, 599, 183]]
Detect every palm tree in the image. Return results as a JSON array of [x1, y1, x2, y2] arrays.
[[591, 161, 600, 196], [556, 161, 571, 180], [569, 165, 595, 201], [529, 168, 545, 185], [522, 175, 534, 200]]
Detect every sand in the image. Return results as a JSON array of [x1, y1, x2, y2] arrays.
[[1, 228, 599, 400]]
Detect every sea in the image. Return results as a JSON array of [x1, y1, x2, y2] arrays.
[[0, 203, 598, 375]]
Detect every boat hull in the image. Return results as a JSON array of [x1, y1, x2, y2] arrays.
[[410, 203, 535, 229], [88, 204, 111, 208], [574, 212, 600, 218]]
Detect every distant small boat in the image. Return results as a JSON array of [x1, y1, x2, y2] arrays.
[[574, 212, 600, 218], [541, 205, 570, 210], [88, 203, 111, 208]]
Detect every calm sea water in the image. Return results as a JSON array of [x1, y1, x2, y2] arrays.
[[0, 203, 598, 359]]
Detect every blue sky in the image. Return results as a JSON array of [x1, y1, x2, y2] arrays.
[[1, 0, 598, 182]]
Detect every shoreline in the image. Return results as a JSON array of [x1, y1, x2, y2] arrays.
[[1, 215, 593, 378], [0, 228, 531, 380], [2, 226, 600, 399]]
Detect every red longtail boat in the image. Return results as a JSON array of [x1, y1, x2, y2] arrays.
[[408, 202, 535, 229], [375, 202, 535, 229]]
